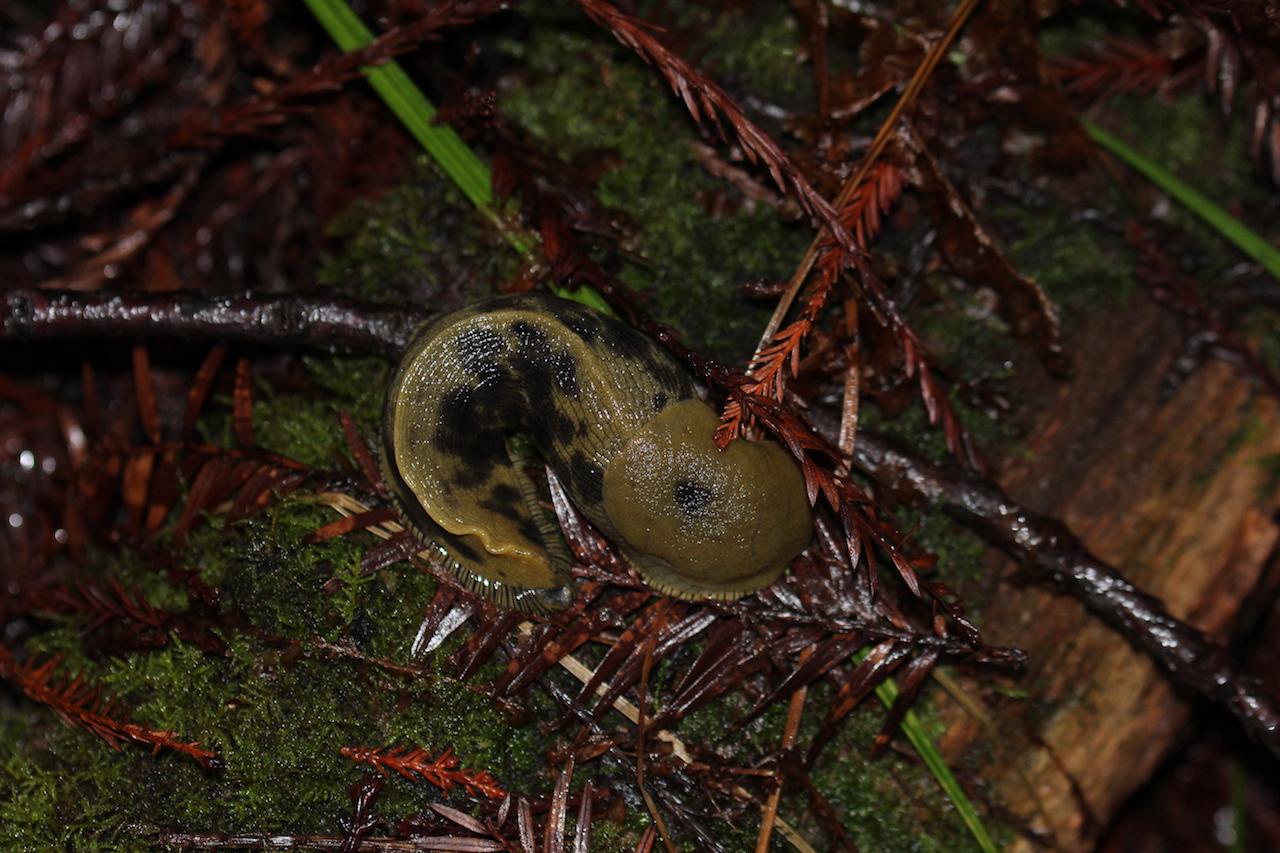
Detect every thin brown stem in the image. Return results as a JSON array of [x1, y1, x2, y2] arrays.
[[756, 0, 984, 351]]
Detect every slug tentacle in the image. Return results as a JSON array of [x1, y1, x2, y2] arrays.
[[382, 293, 811, 612]]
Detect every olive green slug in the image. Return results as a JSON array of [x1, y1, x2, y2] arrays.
[[381, 293, 812, 613]]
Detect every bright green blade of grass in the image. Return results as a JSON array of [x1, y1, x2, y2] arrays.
[[302, 0, 617, 312], [1085, 120, 1280, 282], [873, 670, 999, 853], [301, 0, 532, 256]]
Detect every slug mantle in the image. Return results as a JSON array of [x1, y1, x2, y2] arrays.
[[381, 293, 811, 612]]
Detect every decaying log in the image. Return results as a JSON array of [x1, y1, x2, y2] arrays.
[[916, 296, 1280, 853]]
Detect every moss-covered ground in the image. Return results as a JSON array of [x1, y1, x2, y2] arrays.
[[4, 2, 1276, 851]]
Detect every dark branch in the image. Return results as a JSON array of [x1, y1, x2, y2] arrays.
[[0, 289, 428, 359], [853, 430, 1280, 759]]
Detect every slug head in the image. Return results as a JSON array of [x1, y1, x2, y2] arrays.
[[601, 398, 811, 599]]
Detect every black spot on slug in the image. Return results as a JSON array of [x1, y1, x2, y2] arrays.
[[552, 351, 578, 396], [674, 479, 714, 519], [505, 325, 583, 444], [435, 385, 475, 436], [435, 385, 506, 489], [478, 491, 521, 520], [491, 483, 520, 504], [527, 405, 578, 457], [511, 320, 550, 353], [558, 304, 601, 343], [590, 321, 657, 363], [652, 392, 668, 411]]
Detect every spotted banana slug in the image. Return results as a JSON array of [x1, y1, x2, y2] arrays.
[[381, 293, 812, 613]]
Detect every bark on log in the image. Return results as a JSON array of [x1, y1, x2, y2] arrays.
[[936, 296, 1280, 853]]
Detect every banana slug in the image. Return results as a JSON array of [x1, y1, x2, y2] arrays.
[[381, 293, 812, 612]]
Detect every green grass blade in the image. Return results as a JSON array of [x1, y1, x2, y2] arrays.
[[300, 0, 623, 307], [301, 0, 536, 256], [869, 659, 999, 853], [1084, 120, 1280, 282]]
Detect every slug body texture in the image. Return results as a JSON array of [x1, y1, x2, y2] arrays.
[[382, 293, 811, 612]]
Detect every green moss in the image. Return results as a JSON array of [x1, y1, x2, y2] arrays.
[[655, 653, 1007, 851], [317, 158, 513, 307], [1, 511, 544, 850], [210, 504, 357, 640], [243, 358, 387, 470], [992, 198, 1136, 311], [1107, 93, 1255, 203], [497, 12, 812, 360], [0, 725, 137, 852], [11, 629, 526, 840], [909, 509, 993, 590], [800, 697, 1007, 853], [703, 8, 810, 111], [0, 347, 554, 850], [1040, 15, 1273, 309]]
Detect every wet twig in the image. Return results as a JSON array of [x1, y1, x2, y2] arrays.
[[0, 289, 425, 359], [853, 431, 1280, 759]]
